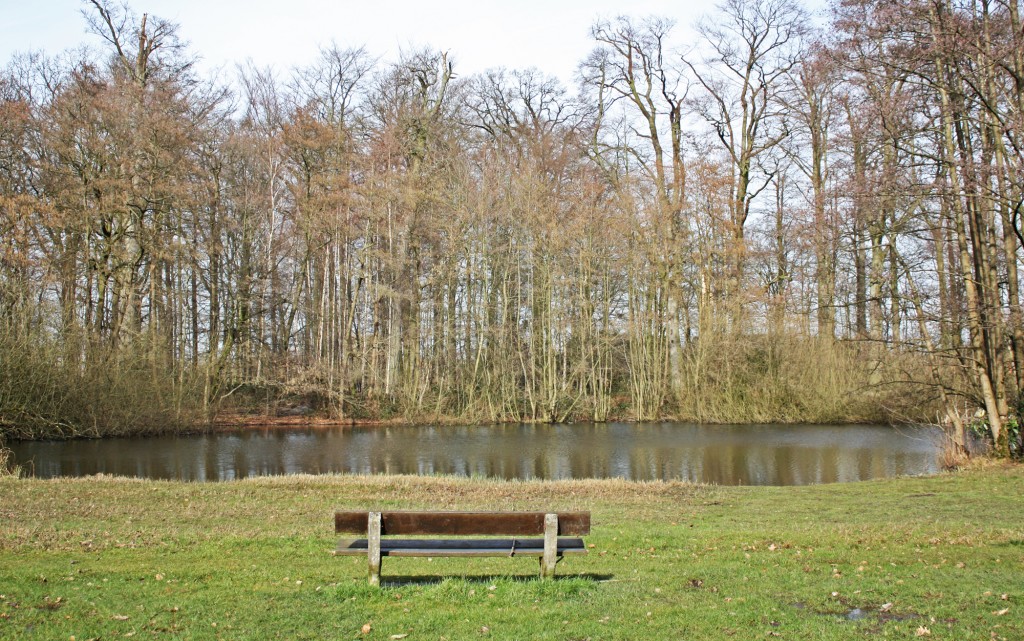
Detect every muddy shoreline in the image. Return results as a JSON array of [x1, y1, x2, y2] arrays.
[[210, 412, 418, 430]]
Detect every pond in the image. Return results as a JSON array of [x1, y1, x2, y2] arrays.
[[8, 422, 943, 485]]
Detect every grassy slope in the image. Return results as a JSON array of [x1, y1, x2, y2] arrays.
[[0, 466, 1021, 641]]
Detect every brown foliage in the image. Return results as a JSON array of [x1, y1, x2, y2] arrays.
[[0, 1, 1020, 450]]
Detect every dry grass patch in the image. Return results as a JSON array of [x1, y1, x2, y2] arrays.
[[0, 474, 719, 552], [0, 443, 18, 477]]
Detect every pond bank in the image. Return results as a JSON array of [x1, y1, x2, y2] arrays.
[[211, 411, 411, 430]]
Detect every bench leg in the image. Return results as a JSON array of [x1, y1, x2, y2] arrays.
[[541, 513, 558, 579], [367, 512, 382, 586]]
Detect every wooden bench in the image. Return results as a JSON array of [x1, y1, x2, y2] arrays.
[[333, 510, 590, 585]]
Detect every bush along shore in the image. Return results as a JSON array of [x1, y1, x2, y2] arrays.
[[0, 464, 1021, 640], [1, 330, 949, 442]]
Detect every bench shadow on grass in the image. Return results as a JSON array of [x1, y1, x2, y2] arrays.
[[379, 573, 614, 587]]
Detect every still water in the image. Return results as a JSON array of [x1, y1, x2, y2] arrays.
[[9, 423, 942, 485]]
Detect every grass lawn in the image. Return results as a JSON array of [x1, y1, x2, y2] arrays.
[[0, 464, 1021, 640]]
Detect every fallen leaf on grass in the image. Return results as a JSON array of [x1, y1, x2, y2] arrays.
[[361, 623, 372, 634], [880, 603, 893, 612], [993, 608, 1009, 616], [112, 615, 129, 621], [390, 635, 408, 640], [915, 626, 931, 636]]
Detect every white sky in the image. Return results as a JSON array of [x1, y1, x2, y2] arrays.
[[0, 0, 828, 87]]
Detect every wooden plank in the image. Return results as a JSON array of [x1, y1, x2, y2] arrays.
[[335, 537, 366, 552], [335, 511, 590, 536], [336, 537, 587, 556], [367, 512, 381, 586], [335, 511, 371, 533], [541, 513, 558, 578], [385, 546, 549, 557]]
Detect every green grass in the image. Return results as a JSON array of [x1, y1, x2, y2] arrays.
[[0, 466, 1021, 640]]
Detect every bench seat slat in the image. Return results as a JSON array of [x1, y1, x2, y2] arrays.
[[335, 537, 587, 557]]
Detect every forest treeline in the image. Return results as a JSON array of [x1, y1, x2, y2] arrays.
[[1, 0, 1022, 456]]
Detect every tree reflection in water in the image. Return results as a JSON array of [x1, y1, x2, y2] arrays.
[[10, 423, 942, 485]]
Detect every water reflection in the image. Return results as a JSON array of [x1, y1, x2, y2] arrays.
[[9, 422, 942, 485]]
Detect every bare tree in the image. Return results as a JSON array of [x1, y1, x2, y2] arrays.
[[583, 16, 689, 413], [685, 0, 808, 315]]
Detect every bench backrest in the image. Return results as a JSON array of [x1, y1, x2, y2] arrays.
[[335, 510, 590, 536]]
